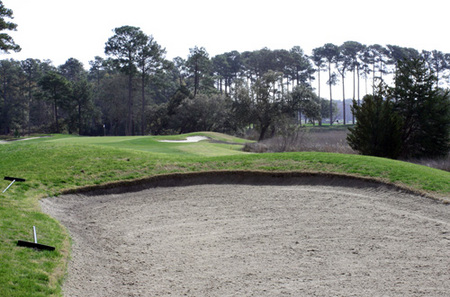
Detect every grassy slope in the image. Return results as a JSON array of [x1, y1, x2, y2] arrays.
[[0, 133, 449, 296]]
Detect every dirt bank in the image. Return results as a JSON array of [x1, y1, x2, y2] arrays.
[[41, 176, 450, 296]]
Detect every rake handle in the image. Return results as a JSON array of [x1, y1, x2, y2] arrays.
[[2, 179, 15, 193], [33, 226, 37, 244]]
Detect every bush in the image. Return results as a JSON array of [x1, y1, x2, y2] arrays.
[[243, 142, 268, 153], [347, 95, 403, 159]]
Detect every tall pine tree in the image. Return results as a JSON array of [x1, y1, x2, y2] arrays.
[[390, 58, 450, 158], [0, 1, 20, 53]]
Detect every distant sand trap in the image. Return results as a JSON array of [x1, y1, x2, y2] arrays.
[[41, 177, 450, 296], [158, 136, 208, 143]]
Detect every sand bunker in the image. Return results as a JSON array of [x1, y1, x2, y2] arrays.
[[41, 176, 450, 296], [158, 136, 208, 143]]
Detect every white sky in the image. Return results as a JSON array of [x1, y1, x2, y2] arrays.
[[3, 0, 449, 68]]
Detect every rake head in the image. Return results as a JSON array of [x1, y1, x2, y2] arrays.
[[4, 176, 26, 182], [17, 240, 55, 251]]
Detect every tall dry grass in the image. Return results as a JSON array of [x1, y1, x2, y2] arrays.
[[244, 128, 355, 154], [243, 127, 450, 172], [410, 156, 450, 172]]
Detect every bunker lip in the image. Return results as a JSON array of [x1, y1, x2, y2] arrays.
[[60, 170, 448, 203]]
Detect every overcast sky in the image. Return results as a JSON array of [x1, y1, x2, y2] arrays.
[[3, 0, 449, 69]]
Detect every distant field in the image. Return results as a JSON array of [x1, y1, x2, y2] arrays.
[[0, 132, 449, 296]]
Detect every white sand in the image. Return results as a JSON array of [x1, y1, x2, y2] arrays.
[[158, 136, 209, 143]]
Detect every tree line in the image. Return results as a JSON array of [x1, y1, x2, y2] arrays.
[[1, 24, 449, 142], [348, 58, 450, 159]]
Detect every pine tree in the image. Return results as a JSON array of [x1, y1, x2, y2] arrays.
[[390, 58, 450, 158], [347, 93, 402, 159], [0, 1, 20, 52]]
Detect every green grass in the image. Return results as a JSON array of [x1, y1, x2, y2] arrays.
[[45, 132, 246, 156], [1, 132, 449, 296]]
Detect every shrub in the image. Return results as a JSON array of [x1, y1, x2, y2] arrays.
[[347, 95, 403, 159]]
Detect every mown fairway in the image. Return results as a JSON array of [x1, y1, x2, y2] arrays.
[[1, 132, 449, 296]]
